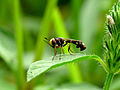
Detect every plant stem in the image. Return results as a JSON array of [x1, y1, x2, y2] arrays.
[[34, 0, 58, 61], [103, 73, 114, 90], [52, 7, 82, 83], [28, 0, 58, 89], [93, 55, 109, 72], [13, 0, 25, 89], [71, 0, 81, 39]]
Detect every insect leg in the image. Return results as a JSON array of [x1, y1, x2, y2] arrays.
[[69, 48, 73, 53], [52, 46, 57, 60], [68, 44, 72, 55], [63, 41, 68, 47], [59, 47, 61, 60], [61, 47, 65, 54]]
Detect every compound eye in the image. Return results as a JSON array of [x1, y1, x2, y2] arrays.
[[52, 40, 56, 45], [49, 38, 56, 46]]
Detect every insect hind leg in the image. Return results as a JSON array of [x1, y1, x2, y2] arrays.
[[58, 47, 62, 60], [68, 44, 73, 55]]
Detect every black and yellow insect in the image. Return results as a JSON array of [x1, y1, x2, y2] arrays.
[[44, 37, 86, 60]]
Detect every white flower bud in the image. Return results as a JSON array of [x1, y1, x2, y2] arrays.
[[107, 15, 115, 26]]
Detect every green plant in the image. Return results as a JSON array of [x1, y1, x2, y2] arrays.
[[35, 0, 58, 61], [103, 3, 120, 90], [0, 0, 119, 90], [27, 53, 107, 82], [13, 0, 25, 89], [27, 1, 120, 90], [53, 7, 82, 83]]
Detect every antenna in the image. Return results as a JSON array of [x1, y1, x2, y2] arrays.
[[44, 37, 49, 41], [43, 38, 53, 48]]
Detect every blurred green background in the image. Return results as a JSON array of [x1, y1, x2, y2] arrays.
[[0, 0, 120, 90]]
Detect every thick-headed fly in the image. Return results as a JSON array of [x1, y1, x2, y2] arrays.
[[44, 37, 86, 60]]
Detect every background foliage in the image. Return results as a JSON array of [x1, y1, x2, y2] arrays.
[[0, 0, 119, 90]]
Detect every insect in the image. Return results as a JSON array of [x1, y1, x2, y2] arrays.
[[44, 37, 86, 60]]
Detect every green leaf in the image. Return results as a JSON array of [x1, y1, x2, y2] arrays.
[[0, 28, 17, 70], [23, 52, 34, 69], [27, 53, 107, 82]]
